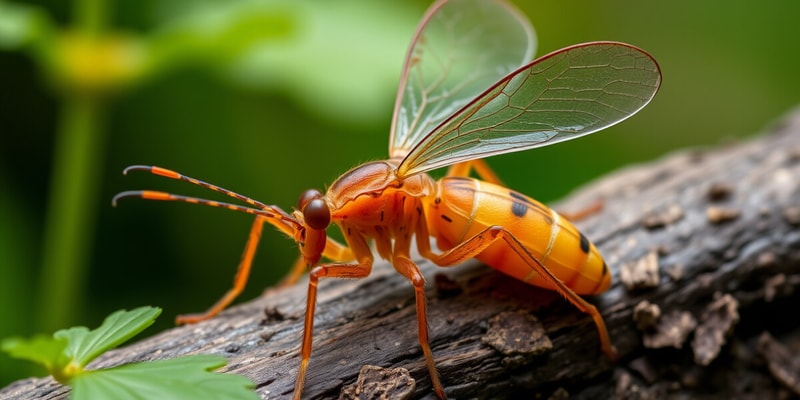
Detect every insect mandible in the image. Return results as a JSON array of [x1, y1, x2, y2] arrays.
[[114, 0, 661, 398]]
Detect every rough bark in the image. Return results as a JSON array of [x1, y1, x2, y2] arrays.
[[4, 108, 800, 400]]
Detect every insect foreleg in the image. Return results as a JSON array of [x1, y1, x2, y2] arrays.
[[277, 237, 356, 287], [418, 225, 617, 360], [391, 255, 446, 399], [293, 229, 374, 400], [176, 215, 267, 324]]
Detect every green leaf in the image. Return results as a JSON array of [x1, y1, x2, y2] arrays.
[[2, 307, 257, 399], [1, 334, 68, 373], [224, 0, 417, 126], [143, 1, 298, 83], [146, 0, 419, 127], [0, 1, 54, 50], [70, 355, 258, 400], [55, 306, 162, 369]]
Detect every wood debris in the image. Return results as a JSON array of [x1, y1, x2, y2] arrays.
[[339, 365, 415, 400], [642, 310, 697, 349], [784, 206, 800, 225], [691, 294, 739, 365], [707, 182, 734, 202], [758, 332, 800, 396], [706, 206, 741, 224], [620, 251, 660, 291], [642, 204, 684, 229], [482, 310, 552, 367], [633, 301, 661, 331]]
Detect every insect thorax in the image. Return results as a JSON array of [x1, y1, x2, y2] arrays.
[[326, 161, 434, 256], [327, 160, 434, 212]]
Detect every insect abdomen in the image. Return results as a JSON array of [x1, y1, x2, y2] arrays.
[[428, 177, 610, 295]]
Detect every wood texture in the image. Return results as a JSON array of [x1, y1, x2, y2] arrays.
[[3, 108, 800, 399]]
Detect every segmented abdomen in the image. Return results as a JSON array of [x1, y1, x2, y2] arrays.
[[427, 177, 610, 295]]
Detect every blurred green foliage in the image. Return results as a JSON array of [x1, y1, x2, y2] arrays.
[[3, 306, 258, 399], [1, 0, 799, 387]]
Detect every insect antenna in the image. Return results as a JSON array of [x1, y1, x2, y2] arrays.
[[113, 189, 280, 217], [113, 165, 300, 229], [120, 165, 271, 209]]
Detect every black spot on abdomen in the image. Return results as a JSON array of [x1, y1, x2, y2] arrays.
[[579, 232, 590, 254], [511, 201, 527, 217]]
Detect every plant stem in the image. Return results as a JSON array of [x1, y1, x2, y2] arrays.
[[34, 0, 110, 333], [36, 96, 105, 332], [74, 0, 107, 36]]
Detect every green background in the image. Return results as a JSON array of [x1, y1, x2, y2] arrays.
[[1, 0, 798, 385]]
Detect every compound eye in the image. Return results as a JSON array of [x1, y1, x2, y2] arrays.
[[303, 198, 330, 230], [298, 189, 323, 211], [299, 189, 330, 230]]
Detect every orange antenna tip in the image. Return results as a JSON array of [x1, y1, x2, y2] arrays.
[[151, 166, 181, 179]]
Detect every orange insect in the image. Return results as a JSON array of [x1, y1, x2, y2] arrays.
[[114, 0, 661, 398]]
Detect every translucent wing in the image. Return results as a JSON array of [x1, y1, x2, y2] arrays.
[[389, 0, 536, 158], [396, 42, 662, 178]]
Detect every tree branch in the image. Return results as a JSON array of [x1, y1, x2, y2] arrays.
[[4, 107, 800, 399]]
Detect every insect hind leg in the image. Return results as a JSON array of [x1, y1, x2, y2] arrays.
[[445, 161, 603, 222], [558, 200, 604, 222], [418, 225, 617, 360], [445, 160, 503, 185]]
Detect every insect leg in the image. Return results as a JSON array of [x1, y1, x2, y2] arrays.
[[418, 225, 617, 360], [443, 162, 599, 222], [293, 229, 374, 400], [558, 200, 604, 222], [277, 237, 355, 287], [278, 257, 311, 288], [445, 160, 503, 185], [444, 161, 603, 221], [175, 215, 267, 324], [392, 254, 446, 399]]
